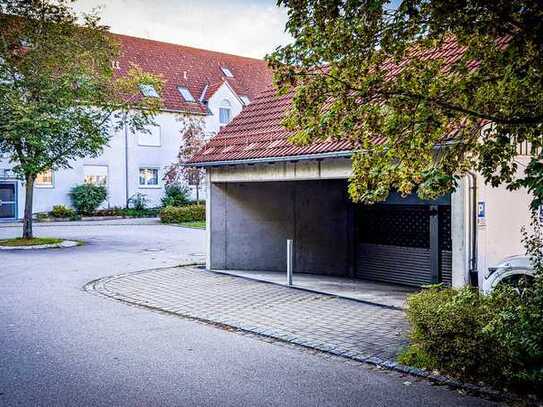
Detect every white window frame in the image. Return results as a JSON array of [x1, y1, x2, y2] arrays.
[[83, 165, 109, 187], [35, 169, 54, 188], [139, 84, 159, 98], [219, 99, 232, 125], [221, 67, 234, 77], [138, 167, 161, 189], [137, 125, 162, 147], [177, 86, 196, 102]]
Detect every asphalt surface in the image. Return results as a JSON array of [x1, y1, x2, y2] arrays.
[[0, 220, 500, 406]]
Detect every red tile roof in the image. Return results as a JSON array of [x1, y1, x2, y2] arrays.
[[190, 85, 354, 164], [190, 38, 474, 165], [113, 33, 272, 113]]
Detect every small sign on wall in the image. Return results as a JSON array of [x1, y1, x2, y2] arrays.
[[478, 201, 486, 227]]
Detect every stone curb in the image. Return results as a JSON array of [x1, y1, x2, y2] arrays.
[[0, 240, 80, 250], [165, 224, 206, 230], [0, 221, 160, 228], [36, 216, 159, 223], [84, 265, 513, 403], [208, 267, 405, 311]]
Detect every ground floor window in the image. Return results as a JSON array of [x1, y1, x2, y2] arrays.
[[84, 165, 108, 186], [139, 168, 159, 187], [35, 170, 53, 187]]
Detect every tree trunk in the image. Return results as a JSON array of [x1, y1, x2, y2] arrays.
[[196, 182, 200, 203], [23, 174, 35, 239]]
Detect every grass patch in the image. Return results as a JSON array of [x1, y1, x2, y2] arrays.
[[178, 221, 206, 229], [0, 237, 64, 247]]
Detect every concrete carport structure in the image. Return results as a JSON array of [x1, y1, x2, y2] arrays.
[[191, 81, 533, 294], [200, 155, 467, 289]]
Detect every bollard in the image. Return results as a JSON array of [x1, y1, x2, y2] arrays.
[[287, 239, 293, 286]]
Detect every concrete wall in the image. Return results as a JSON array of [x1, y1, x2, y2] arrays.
[[209, 180, 352, 276], [209, 158, 352, 183]]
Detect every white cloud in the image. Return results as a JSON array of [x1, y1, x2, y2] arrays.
[[73, 0, 292, 59]]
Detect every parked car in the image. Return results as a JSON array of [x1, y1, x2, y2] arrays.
[[483, 255, 535, 293]]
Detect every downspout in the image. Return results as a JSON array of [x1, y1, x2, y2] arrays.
[[467, 171, 479, 287], [124, 114, 130, 208]]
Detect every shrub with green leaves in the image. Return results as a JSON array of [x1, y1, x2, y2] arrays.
[[161, 183, 190, 207], [401, 283, 543, 394], [69, 184, 107, 215], [49, 205, 76, 219], [128, 193, 148, 211], [160, 204, 205, 224]]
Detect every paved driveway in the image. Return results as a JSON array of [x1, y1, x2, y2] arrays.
[[0, 220, 499, 406], [90, 266, 408, 362]]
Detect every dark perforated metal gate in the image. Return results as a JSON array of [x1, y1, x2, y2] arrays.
[[440, 206, 453, 286], [355, 204, 452, 287]]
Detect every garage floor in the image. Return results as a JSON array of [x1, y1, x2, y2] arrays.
[[212, 270, 418, 309]]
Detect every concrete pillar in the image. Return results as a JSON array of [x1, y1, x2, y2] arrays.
[[205, 171, 212, 270], [451, 177, 470, 287]]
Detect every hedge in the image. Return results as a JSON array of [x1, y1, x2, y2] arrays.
[[50, 205, 77, 219], [160, 204, 205, 224]]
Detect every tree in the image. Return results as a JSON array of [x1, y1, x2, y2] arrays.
[[268, 0, 543, 207], [0, 0, 163, 238], [165, 116, 208, 202]]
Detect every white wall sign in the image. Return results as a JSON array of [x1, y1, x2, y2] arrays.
[[478, 201, 486, 227]]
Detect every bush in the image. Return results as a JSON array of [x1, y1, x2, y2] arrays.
[[161, 184, 190, 207], [122, 207, 160, 218], [69, 184, 107, 215], [402, 283, 543, 394], [49, 205, 76, 219], [128, 193, 148, 210], [160, 204, 205, 224]]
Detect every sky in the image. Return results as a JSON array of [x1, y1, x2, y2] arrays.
[[72, 0, 292, 59]]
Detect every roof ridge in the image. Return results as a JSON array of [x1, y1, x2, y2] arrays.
[[110, 32, 268, 63]]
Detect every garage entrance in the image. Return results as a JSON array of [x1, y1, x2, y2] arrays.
[[208, 180, 452, 290]]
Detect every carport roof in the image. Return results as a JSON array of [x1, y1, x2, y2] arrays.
[[189, 38, 483, 167], [188, 84, 355, 166]]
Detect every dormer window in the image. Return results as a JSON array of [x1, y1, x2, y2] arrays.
[[178, 86, 196, 102], [139, 84, 159, 98], [219, 99, 232, 125], [240, 95, 250, 105], [221, 67, 234, 78]]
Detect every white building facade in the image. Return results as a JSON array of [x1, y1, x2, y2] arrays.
[[0, 34, 271, 219]]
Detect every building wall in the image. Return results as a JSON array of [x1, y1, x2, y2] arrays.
[[204, 83, 244, 135], [0, 111, 184, 215], [0, 83, 245, 218], [476, 159, 533, 282], [209, 180, 352, 275]]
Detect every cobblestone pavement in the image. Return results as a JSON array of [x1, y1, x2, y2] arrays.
[[88, 266, 409, 363]]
